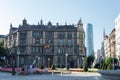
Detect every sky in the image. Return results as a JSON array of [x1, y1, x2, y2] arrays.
[[0, 0, 120, 52]]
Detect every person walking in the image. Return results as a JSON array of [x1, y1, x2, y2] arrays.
[[24, 65, 27, 75], [29, 65, 33, 75]]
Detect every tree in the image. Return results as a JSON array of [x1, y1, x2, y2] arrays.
[[87, 55, 95, 68], [105, 57, 118, 64], [0, 40, 5, 55], [105, 57, 112, 64], [0, 40, 6, 66]]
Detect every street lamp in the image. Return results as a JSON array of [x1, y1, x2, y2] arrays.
[[17, 48, 20, 73], [37, 56, 40, 67], [112, 53, 115, 70], [10, 47, 16, 75], [48, 58, 50, 68], [65, 53, 68, 70], [82, 57, 84, 68]]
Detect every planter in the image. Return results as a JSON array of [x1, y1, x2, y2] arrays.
[[98, 70, 120, 80]]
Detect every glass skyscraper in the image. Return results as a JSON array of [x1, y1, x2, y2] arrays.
[[86, 23, 94, 57]]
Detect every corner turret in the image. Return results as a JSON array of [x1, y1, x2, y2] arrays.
[[77, 18, 83, 29]]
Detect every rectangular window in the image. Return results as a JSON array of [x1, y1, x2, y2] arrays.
[[32, 47, 35, 53], [36, 47, 39, 53], [20, 57, 24, 65], [19, 32, 27, 44], [57, 33, 65, 39], [45, 32, 54, 38], [32, 31, 43, 37], [40, 39, 43, 44], [58, 57, 60, 63], [32, 47, 43, 53], [19, 32, 27, 38], [60, 47, 65, 54], [74, 46, 79, 53], [33, 38, 43, 44], [35, 38, 40, 44], [79, 34, 83, 39], [59, 40, 64, 46], [66, 48, 73, 54], [19, 46, 26, 53], [67, 40, 72, 46], [74, 32, 77, 38], [39, 47, 43, 53], [74, 39, 77, 45], [45, 39, 54, 44], [67, 33, 72, 39]]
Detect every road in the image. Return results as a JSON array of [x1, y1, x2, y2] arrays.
[[0, 72, 111, 80]]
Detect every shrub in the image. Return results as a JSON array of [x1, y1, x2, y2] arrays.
[[101, 63, 108, 70], [94, 63, 100, 69], [107, 64, 112, 70], [80, 65, 83, 68], [40, 64, 44, 69], [51, 64, 56, 70]]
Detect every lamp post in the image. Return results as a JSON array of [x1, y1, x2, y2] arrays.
[[10, 47, 16, 75], [17, 49, 20, 73], [112, 53, 115, 70], [37, 56, 40, 67], [48, 58, 50, 68], [82, 57, 84, 68], [65, 53, 68, 70]]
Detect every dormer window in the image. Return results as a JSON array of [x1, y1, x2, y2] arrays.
[[47, 21, 52, 28]]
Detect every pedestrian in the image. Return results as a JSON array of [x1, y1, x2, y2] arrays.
[[24, 65, 27, 75], [29, 65, 33, 75]]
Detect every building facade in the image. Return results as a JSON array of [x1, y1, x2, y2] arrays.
[[103, 29, 116, 58], [94, 49, 101, 64], [115, 13, 120, 59], [4, 19, 86, 68], [109, 29, 116, 57], [86, 23, 94, 57], [104, 35, 110, 58]]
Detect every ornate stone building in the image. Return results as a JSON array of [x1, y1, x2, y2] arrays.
[[115, 13, 120, 59], [104, 29, 116, 58], [4, 19, 86, 68], [109, 29, 116, 57]]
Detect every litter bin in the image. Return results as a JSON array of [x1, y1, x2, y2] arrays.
[[12, 68, 16, 75]]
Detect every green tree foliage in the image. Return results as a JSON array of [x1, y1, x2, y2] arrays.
[[0, 40, 5, 56], [100, 57, 118, 70], [0, 40, 4, 47], [87, 55, 95, 68], [0, 40, 6, 66], [105, 57, 112, 64], [105, 57, 118, 64], [114, 58, 118, 64]]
